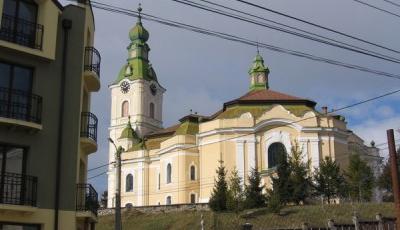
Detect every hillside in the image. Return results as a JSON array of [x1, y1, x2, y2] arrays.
[[97, 203, 395, 230]]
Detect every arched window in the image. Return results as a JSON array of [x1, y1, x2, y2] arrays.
[[268, 143, 287, 168], [190, 194, 196, 204], [122, 101, 129, 117], [166, 196, 172, 205], [190, 165, 196, 181], [125, 174, 133, 192], [149, 103, 155, 119], [166, 163, 172, 184]]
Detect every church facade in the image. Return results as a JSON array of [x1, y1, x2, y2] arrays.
[[107, 15, 382, 207]]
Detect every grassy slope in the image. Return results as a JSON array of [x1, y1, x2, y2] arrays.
[[97, 203, 395, 230]]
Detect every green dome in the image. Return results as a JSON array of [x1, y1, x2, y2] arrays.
[[119, 118, 140, 144], [249, 53, 270, 75], [129, 21, 149, 42]]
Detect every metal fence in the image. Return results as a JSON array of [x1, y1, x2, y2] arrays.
[[76, 183, 99, 216], [84, 47, 101, 77], [0, 172, 38, 206], [80, 112, 98, 142]]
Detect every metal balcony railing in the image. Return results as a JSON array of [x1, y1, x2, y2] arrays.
[[80, 112, 98, 142], [76, 183, 99, 216], [84, 47, 101, 77], [0, 14, 44, 50], [0, 172, 38, 206], [0, 87, 43, 124]]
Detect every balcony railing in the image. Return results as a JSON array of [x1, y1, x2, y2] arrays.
[[0, 87, 42, 124], [0, 14, 44, 50], [84, 47, 101, 77], [0, 172, 38, 206], [80, 112, 98, 142], [76, 183, 99, 215]]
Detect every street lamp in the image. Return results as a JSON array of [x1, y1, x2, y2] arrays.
[[108, 138, 125, 230]]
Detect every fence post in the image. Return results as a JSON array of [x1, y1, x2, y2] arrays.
[[352, 214, 360, 230], [302, 222, 309, 230], [242, 223, 253, 230], [375, 213, 383, 230], [200, 214, 204, 230], [327, 219, 337, 230]]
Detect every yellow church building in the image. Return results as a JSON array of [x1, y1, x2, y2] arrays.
[[107, 13, 381, 207]]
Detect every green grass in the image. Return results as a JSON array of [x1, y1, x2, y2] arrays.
[[97, 203, 395, 230]]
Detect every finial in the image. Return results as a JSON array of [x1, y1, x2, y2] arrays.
[[256, 42, 259, 54], [138, 3, 142, 22]]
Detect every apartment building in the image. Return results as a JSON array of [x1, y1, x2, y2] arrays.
[[0, 0, 101, 229]]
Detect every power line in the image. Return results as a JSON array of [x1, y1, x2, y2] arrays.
[[89, 1, 400, 80], [234, 0, 400, 55], [88, 171, 108, 180], [352, 0, 400, 18], [172, 0, 400, 64], [88, 161, 114, 172], [382, 0, 400, 8]]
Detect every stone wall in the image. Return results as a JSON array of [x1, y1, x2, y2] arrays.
[[98, 203, 209, 216]]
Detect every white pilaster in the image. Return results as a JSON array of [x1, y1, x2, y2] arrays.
[[247, 139, 256, 175], [137, 162, 144, 206], [236, 140, 245, 185]]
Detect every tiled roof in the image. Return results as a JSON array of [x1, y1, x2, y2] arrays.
[[145, 124, 180, 138]]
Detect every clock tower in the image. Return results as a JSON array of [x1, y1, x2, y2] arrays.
[[108, 6, 165, 151]]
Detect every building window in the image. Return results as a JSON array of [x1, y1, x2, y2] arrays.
[[166, 163, 172, 184], [1, 0, 40, 48], [0, 222, 40, 230], [121, 101, 129, 117], [0, 61, 34, 121], [166, 196, 172, 205], [190, 165, 195, 181], [268, 142, 287, 168], [125, 174, 133, 192], [0, 144, 26, 175], [190, 194, 196, 204], [149, 102, 155, 119]]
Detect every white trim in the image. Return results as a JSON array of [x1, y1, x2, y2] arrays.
[[236, 141, 245, 187], [264, 131, 292, 169], [158, 144, 196, 155]]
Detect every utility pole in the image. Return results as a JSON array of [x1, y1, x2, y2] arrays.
[[109, 138, 125, 230], [387, 129, 400, 228]]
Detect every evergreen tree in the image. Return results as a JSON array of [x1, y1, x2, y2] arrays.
[[288, 144, 312, 204], [226, 167, 244, 212], [377, 148, 400, 201], [268, 151, 292, 205], [209, 161, 229, 212], [244, 168, 266, 209], [313, 157, 346, 203], [345, 154, 375, 202]]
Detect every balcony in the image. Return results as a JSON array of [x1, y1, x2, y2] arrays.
[[0, 14, 44, 50], [76, 183, 99, 218], [0, 172, 38, 212], [84, 47, 101, 92], [80, 112, 98, 153], [0, 87, 43, 130]]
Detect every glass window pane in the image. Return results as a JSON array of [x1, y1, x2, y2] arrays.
[[0, 63, 11, 88], [12, 66, 32, 92], [5, 147, 24, 174], [3, 0, 17, 16], [18, 1, 37, 22]]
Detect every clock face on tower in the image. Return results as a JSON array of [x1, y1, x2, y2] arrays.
[[120, 81, 130, 94]]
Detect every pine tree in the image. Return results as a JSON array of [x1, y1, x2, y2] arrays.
[[209, 160, 229, 212], [313, 156, 346, 203], [100, 190, 108, 208], [244, 168, 266, 209], [288, 143, 311, 204], [345, 154, 375, 202], [268, 151, 292, 205], [377, 148, 400, 201], [227, 167, 244, 212]]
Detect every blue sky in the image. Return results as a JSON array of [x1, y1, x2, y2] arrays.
[[62, 0, 400, 194]]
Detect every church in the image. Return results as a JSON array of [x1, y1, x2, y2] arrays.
[[107, 12, 382, 207]]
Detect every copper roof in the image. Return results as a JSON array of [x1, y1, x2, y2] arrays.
[[224, 89, 316, 109]]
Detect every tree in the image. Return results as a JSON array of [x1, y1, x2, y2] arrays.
[[313, 157, 346, 203], [209, 160, 229, 212], [377, 148, 400, 201], [288, 144, 312, 204], [226, 167, 244, 212], [345, 154, 375, 202], [244, 168, 266, 209], [268, 150, 292, 205], [100, 190, 108, 208]]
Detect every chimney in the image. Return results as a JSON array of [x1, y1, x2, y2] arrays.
[[322, 106, 328, 115]]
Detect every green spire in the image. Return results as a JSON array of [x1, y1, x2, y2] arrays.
[[119, 116, 140, 144], [113, 4, 158, 85], [248, 51, 270, 90]]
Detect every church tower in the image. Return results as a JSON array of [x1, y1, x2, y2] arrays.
[[248, 51, 270, 90], [109, 6, 165, 144]]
